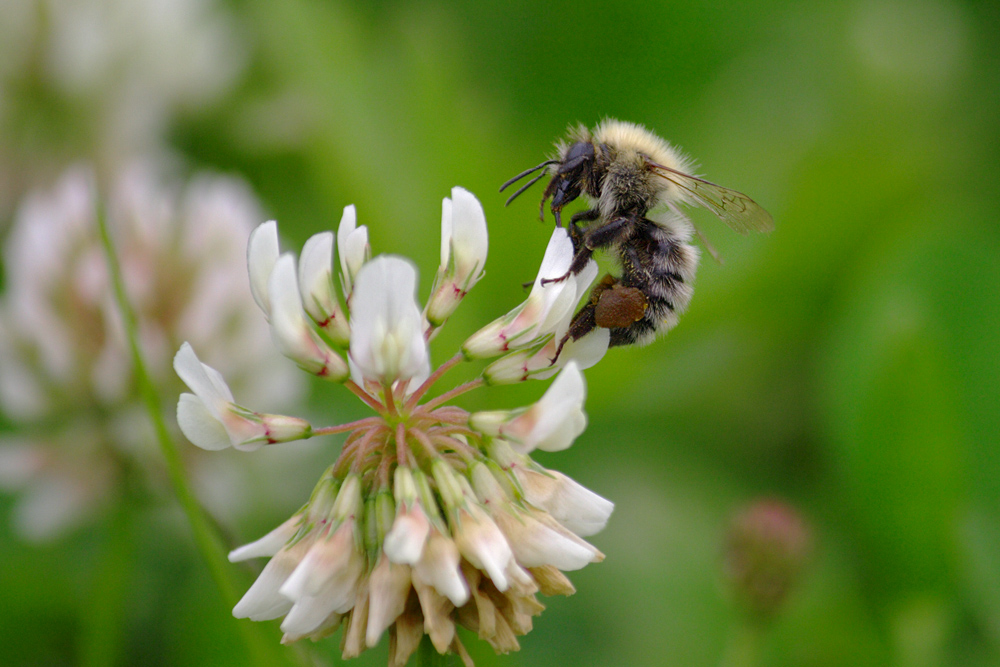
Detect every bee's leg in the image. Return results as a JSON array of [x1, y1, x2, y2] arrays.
[[541, 213, 634, 286], [551, 302, 597, 364], [568, 208, 599, 251]]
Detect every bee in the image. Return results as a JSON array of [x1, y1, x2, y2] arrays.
[[500, 119, 773, 353]]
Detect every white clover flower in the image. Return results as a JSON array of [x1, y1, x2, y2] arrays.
[[0, 163, 308, 541], [349, 256, 430, 389], [470, 361, 587, 453], [174, 342, 311, 451], [462, 228, 610, 383], [267, 254, 350, 380], [425, 186, 489, 328], [178, 187, 614, 665], [0, 0, 246, 220], [337, 205, 370, 300]]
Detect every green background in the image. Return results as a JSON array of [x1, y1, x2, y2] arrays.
[[2, 0, 999, 665]]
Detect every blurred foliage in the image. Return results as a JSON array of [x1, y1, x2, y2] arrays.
[[1, 0, 999, 665]]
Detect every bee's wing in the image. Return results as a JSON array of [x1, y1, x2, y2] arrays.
[[648, 162, 775, 234]]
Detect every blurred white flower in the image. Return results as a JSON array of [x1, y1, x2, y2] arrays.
[[183, 187, 613, 664], [0, 0, 246, 220], [0, 162, 307, 540]]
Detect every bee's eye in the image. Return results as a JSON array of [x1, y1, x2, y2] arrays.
[[564, 141, 594, 164]]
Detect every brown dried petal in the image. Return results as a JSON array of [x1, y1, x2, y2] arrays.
[[414, 580, 456, 653], [340, 589, 369, 659], [529, 565, 577, 596], [486, 612, 521, 654], [388, 601, 423, 667]]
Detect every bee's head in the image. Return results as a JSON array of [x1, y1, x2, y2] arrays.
[[499, 137, 598, 228], [543, 140, 596, 226]]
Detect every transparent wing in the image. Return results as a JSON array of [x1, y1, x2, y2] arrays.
[[648, 161, 774, 234]]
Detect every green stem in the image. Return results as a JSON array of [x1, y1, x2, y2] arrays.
[[79, 498, 134, 667], [96, 201, 290, 667], [418, 635, 449, 667]]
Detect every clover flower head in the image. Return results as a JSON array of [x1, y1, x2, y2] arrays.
[[176, 187, 614, 664]]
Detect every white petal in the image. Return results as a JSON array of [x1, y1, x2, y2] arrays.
[[527, 361, 587, 452], [448, 186, 488, 285], [366, 555, 412, 647], [268, 254, 347, 378], [349, 256, 429, 385], [453, 506, 513, 592], [176, 393, 233, 450], [461, 228, 587, 359], [438, 196, 453, 267], [337, 205, 368, 295], [516, 469, 614, 537], [297, 232, 347, 340], [533, 328, 610, 381], [383, 503, 430, 565], [248, 221, 280, 314], [414, 531, 468, 606], [233, 547, 302, 620], [496, 511, 598, 571], [173, 342, 234, 408], [229, 516, 301, 561]]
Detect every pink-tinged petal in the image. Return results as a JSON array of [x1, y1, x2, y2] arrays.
[[366, 554, 412, 647], [483, 327, 609, 385], [247, 221, 279, 314], [425, 188, 489, 327], [462, 228, 597, 359], [413, 530, 469, 606], [453, 505, 513, 592], [493, 509, 600, 571], [279, 528, 351, 599], [299, 231, 350, 345], [232, 541, 309, 621], [174, 343, 273, 449], [268, 254, 349, 380]]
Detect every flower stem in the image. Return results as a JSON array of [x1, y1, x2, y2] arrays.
[[418, 635, 449, 667], [96, 200, 291, 667], [79, 498, 133, 667], [313, 416, 384, 436], [421, 378, 485, 412], [344, 379, 386, 413], [404, 352, 465, 411]]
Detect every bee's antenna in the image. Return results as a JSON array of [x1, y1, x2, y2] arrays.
[[503, 170, 549, 207], [499, 159, 558, 194]]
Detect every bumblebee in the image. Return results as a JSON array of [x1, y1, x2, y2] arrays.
[[501, 119, 773, 351]]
